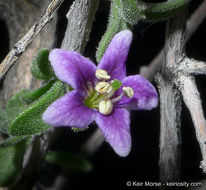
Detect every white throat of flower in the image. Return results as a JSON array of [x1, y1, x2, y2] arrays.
[[84, 69, 134, 115]]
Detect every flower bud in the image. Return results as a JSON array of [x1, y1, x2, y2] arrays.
[[123, 87, 134, 98], [95, 82, 110, 94], [99, 100, 113, 115], [95, 69, 111, 80]]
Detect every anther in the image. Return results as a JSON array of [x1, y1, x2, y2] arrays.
[[123, 87, 134, 98], [95, 69, 111, 80], [99, 100, 113, 115], [95, 82, 111, 94]]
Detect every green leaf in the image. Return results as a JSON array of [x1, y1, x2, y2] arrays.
[[96, 2, 130, 62], [114, 0, 141, 25], [31, 49, 54, 80], [139, 0, 189, 22], [0, 108, 9, 134], [0, 138, 28, 186], [46, 151, 92, 173], [6, 90, 29, 121], [111, 79, 122, 90], [0, 136, 29, 147], [20, 80, 55, 104], [114, 0, 189, 24], [8, 81, 65, 136]]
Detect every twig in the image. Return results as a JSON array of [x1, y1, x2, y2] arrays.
[[177, 75, 206, 172], [178, 57, 206, 75], [61, 0, 100, 52], [0, 0, 64, 81], [141, 0, 206, 81]]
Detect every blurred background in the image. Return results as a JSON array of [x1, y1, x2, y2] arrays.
[[1, 0, 206, 189]]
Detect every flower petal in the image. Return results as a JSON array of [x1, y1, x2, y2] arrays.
[[95, 108, 131, 157], [117, 75, 158, 110], [49, 49, 96, 91], [42, 90, 96, 128], [97, 30, 133, 81]]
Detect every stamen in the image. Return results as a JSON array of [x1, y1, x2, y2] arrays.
[[99, 100, 113, 115], [95, 82, 111, 94], [89, 91, 101, 102], [123, 87, 134, 98], [111, 93, 124, 103], [95, 69, 111, 80]]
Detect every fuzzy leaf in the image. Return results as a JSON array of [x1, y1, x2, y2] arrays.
[[46, 151, 92, 173], [0, 138, 28, 186], [139, 0, 189, 22], [114, 0, 141, 25], [21, 80, 55, 104], [0, 136, 29, 147], [114, 0, 189, 24], [8, 81, 65, 136], [0, 108, 9, 134], [96, 2, 129, 62], [31, 49, 54, 80], [6, 90, 29, 121]]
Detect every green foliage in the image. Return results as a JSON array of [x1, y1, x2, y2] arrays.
[[111, 79, 122, 90], [46, 151, 92, 173], [96, 2, 129, 62], [8, 81, 65, 136], [6, 90, 29, 121], [114, 0, 141, 25], [113, 0, 189, 25], [138, 0, 189, 22], [21, 81, 55, 104], [31, 49, 54, 80], [0, 138, 28, 186], [0, 136, 29, 148]]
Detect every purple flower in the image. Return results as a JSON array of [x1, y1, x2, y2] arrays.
[[42, 30, 158, 157]]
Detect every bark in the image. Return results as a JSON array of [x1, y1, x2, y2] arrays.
[[158, 7, 187, 183], [157, 74, 182, 182], [61, 0, 100, 52]]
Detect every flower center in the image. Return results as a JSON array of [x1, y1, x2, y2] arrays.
[[84, 69, 134, 115]]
